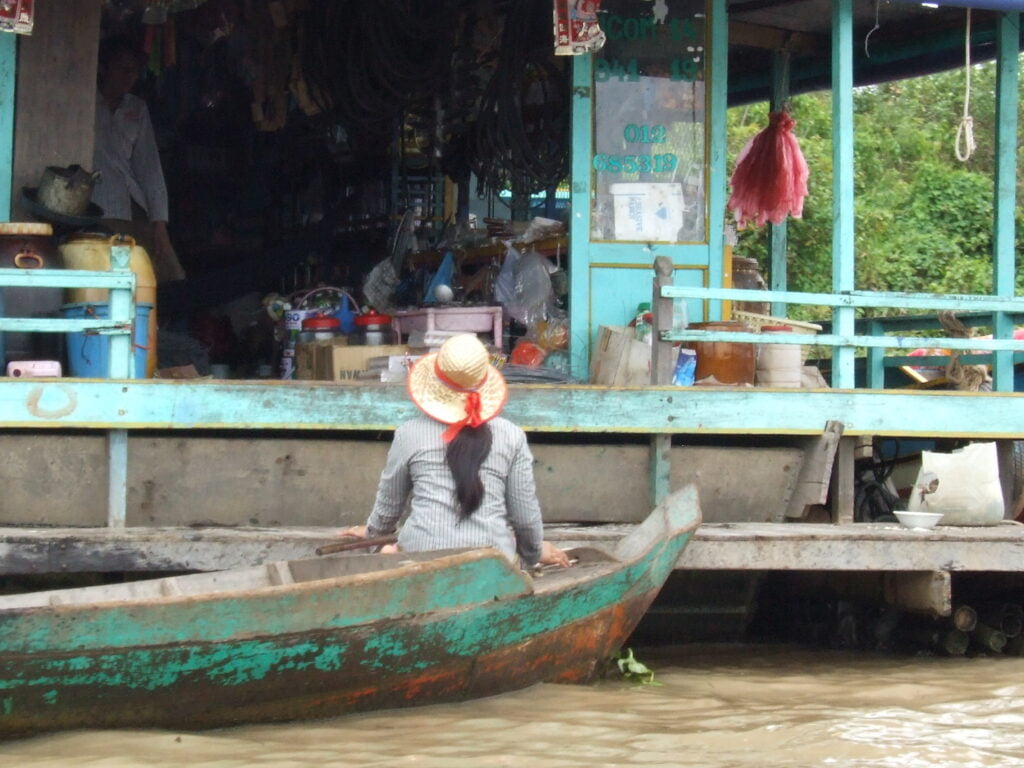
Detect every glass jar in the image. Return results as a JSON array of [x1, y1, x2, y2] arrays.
[[355, 310, 395, 346], [301, 315, 342, 343], [686, 321, 756, 385], [732, 257, 770, 316]]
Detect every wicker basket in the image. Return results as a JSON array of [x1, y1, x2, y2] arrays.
[[732, 310, 823, 363]]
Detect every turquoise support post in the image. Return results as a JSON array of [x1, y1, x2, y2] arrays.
[[992, 12, 1019, 393], [769, 49, 791, 318], [0, 32, 14, 221], [707, 0, 728, 321], [107, 242, 135, 378], [107, 430, 128, 529], [650, 434, 671, 508], [0, 32, 15, 365], [867, 319, 885, 389], [831, 0, 855, 389], [569, 55, 594, 381], [107, 241, 135, 528]]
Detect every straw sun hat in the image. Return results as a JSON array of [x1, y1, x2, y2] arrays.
[[407, 333, 508, 441]]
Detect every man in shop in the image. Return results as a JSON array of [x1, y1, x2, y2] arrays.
[[93, 35, 186, 285]]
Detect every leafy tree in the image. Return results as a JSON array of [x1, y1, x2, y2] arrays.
[[726, 56, 1024, 320]]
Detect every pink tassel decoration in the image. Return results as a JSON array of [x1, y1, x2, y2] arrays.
[[727, 110, 809, 229]]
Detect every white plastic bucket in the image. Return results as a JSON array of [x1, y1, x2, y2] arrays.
[[756, 326, 801, 388]]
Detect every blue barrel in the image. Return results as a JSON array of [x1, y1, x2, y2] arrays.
[[62, 302, 152, 378]]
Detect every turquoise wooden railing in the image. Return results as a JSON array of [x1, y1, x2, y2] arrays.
[[658, 283, 1024, 392], [0, 243, 137, 527]]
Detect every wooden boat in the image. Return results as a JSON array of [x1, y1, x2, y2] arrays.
[[0, 485, 700, 738]]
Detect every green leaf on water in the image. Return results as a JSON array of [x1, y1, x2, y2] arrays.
[[614, 647, 660, 685]]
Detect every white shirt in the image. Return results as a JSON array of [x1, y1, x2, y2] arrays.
[[92, 92, 169, 222]]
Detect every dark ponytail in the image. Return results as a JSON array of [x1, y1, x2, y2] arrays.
[[446, 423, 493, 518]]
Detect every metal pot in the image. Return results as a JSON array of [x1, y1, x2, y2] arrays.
[[37, 165, 101, 217]]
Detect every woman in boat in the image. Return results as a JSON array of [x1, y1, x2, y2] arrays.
[[343, 333, 570, 569]]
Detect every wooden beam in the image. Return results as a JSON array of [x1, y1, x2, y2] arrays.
[[3, 380, 1024, 437], [4, 523, 1024, 575], [783, 420, 844, 520], [831, 436, 856, 524], [729, 20, 823, 54], [883, 571, 952, 617], [651, 256, 676, 386], [997, 439, 1024, 521]]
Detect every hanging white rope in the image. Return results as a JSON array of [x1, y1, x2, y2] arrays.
[[955, 9, 976, 162]]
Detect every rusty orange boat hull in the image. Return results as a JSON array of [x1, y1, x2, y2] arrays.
[[0, 487, 700, 737]]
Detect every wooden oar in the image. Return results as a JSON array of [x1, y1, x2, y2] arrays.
[[316, 535, 398, 556]]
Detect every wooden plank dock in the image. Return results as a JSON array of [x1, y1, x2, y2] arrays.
[[3, 521, 1022, 576]]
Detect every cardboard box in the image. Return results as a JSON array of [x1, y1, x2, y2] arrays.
[[295, 342, 322, 380], [590, 325, 651, 386], [316, 341, 409, 380]]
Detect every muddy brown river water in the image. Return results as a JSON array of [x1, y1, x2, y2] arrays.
[[3, 645, 1024, 767]]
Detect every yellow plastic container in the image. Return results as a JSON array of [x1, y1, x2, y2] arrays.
[[59, 234, 158, 377]]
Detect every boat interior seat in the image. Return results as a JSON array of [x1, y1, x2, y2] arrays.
[[529, 546, 621, 592], [0, 544, 626, 610]]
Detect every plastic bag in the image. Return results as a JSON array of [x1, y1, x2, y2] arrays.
[[504, 249, 554, 328], [423, 251, 455, 304], [727, 110, 809, 229], [907, 442, 1004, 525], [536, 318, 570, 351], [510, 339, 547, 367], [494, 244, 521, 307]]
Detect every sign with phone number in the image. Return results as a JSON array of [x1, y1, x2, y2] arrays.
[[595, 58, 701, 83], [593, 124, 677, 174], [592, 153, 678, 173]]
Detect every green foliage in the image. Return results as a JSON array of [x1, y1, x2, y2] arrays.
[[611, 647, 660, 685], [726, 57, 1024, 318]]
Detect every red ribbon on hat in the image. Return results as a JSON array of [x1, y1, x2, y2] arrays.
[[434, 360, 488, 443]]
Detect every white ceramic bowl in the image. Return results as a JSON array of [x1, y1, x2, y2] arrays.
[[894, 511, 944, 530]]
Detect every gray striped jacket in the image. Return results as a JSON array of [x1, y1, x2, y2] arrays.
[[365, 415, 544, 566]]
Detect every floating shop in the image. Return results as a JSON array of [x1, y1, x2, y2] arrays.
[[1, 0, 1024, 627]]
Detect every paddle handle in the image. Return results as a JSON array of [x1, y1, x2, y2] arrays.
[[316, 535, 398, 556]]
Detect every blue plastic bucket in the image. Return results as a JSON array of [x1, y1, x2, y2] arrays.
[[62, 302, 152, 378]]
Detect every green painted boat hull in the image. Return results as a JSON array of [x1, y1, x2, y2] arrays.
[[0, 486, 700, 737]]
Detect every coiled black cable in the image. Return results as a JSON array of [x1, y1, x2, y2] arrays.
[[297, 0, 464, 141], [470, 0, 569, 197]]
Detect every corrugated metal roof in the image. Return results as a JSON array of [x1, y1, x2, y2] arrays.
[[726, 0, 1021, 103]]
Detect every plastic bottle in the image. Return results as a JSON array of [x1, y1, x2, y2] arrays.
[[672, 299, 689, 332], [633, 302, 653, 344]]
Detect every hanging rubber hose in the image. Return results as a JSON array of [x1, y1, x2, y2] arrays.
[[470, 0, 570, 198], [297, 0, 464, 139]]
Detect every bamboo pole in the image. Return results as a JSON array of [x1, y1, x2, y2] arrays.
[[971, 621, 1008, 654], [895, 622, 968, 656], [949, 605, 978, 633], [977, 603, 1022, 638]]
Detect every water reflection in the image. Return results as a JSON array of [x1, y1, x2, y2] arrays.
[[4, 645, 1024, 767]]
